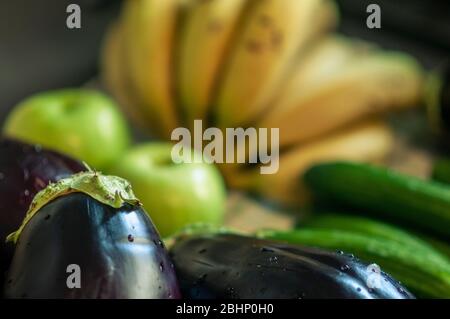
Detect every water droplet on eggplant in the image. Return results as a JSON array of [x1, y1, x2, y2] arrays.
[[340, 265, 350, 271]]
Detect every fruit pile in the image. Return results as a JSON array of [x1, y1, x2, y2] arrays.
[[102, 0, 423, 205], [1, 0, 449, 300]]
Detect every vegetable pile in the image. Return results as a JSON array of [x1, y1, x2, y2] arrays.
[[256, 161, 450, 298], [1, 0, 449, 300]]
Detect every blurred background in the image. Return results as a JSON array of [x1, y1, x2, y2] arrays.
[[1, 1, 450, 299], [0, 0, 449, 124]]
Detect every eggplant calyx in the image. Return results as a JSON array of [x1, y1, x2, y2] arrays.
[[6, 170, 141, 244]]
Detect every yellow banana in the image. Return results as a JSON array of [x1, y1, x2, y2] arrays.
[[270, 35, 374, 114], [315, 0, 340, 34], [177, 0, 248, 130], [259, 51, 423, 148], [224, 119, 394, 206], [230, 35, 375, 164], [101, 22, 151, 132], [121, 0, 189, 139], [214, 0, 337, 128]]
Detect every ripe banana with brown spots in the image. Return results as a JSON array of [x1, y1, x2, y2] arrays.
[[213, 0, 337, 128]]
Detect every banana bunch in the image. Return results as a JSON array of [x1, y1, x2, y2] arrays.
[[102, 0, 424, 206]]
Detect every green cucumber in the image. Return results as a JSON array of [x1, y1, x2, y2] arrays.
[[432, 159, 450, 185], [419, 235, 450, 260], [303, 161, 450, 239], [305, 212, 450, 259], [257, 227, 450, 298], [302, 214, 450, 263]]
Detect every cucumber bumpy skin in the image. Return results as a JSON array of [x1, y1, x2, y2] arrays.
[[303, 161, 450, 239]]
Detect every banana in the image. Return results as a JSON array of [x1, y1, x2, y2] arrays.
[[101, 22, 151, 132], [223, 119, 394, 206], [177, 0, 248, 130], [314, 0, 340, 34], [269, 35, 375, 115], [213, 0, 337, 128], [121, 0, 190, 139], [259, 51, 424, 148], [230, 35, 375, 164]]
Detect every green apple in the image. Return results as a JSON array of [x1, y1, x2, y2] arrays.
[[3, 89, 131, 170], [110, 143, 227, 237]]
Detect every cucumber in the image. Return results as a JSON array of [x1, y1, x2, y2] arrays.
[[305, 212, 450, 259], [303, 161, 450, 239], [432, 159, 450, 185], [302, 214, 450, 263], [419, 235, 450, 260], [257, 227, 450, 298]]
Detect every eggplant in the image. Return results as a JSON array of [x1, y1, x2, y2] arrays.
[[4, 171, 180, 298], [169, 233, 415, 299], [0, 138, 84, 285]]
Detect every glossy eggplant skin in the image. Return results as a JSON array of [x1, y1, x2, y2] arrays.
[[4, 193, 181, 299], [0, 138, 84, 285], [170, 234, 415, 299]]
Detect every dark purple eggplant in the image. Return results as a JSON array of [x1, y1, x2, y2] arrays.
[[0, 137, 84, 285], [4, 171, 180, 299], [169, 233, 415, 299]]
